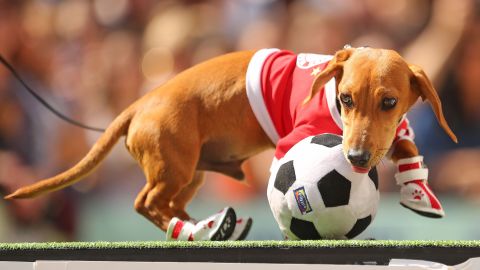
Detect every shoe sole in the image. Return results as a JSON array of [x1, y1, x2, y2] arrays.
[[235, 218, 253, 241], [400, 202, 444, 218], [210, 207, 236, 241]]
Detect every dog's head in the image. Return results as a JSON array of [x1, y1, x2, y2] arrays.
[[304, 46, 457, 172]]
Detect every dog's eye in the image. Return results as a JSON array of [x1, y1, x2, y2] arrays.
[[340, 94, 353, 108], [382, 97, 397, 110]]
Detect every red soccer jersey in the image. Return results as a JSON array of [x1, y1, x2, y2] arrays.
[[246, 49, 413, 159]]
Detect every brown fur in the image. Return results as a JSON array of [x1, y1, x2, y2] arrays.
[[5, 48, 456, 231]]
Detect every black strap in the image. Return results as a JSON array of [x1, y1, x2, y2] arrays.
[[0, 54, 106, 132]]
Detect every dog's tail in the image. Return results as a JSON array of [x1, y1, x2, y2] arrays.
[[4, 107, 135, 200]]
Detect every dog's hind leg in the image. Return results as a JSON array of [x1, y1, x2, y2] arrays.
[[129, 124, 201, 231], [134, 149, 200, 231], [170, 171, 205, 221], [134, 183, 155, 224]]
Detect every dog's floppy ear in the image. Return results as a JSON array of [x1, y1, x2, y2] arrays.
[[409, 64, 458, 143], [303, 48, 353, 104]]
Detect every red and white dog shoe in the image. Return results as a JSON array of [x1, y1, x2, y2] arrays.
[[395, 156, 445, 218], [166, 207, 236, 241]]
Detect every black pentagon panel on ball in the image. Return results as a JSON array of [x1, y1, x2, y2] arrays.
[[290, 217, 322, 239], [317, 170, 351, 207], [345, 215, 372, 239], [274, 160, 296, 195], [368, 167, 379, 190], [310, 133, 342, 148]]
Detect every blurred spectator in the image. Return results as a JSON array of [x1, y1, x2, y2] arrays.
[[411, 11, 480, 200], [374, 0, 473, 192]]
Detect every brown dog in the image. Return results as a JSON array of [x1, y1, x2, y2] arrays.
[[5, 47, 457, 231]]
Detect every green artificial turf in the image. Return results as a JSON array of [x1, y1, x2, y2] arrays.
[[1, 240, 480, 250]]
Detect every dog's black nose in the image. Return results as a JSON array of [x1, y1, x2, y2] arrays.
[[347, 149, 371, 167]]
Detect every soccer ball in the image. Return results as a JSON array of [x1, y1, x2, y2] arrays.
[[267, 133, 379, 240]]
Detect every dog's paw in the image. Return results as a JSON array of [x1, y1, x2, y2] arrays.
[[165, 217, 195, 241], [166, 207, 237, 241]]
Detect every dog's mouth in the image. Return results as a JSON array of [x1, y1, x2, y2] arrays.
[[351, 166, 370, 174]]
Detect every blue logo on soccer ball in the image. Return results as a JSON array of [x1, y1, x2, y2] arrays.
[[294, 187, 312, 215]]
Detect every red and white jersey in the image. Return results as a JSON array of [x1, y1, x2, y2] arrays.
[[246, 49, 414, 159]]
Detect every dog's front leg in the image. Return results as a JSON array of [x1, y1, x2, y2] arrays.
[[390, 139, 419, 162], [390, 139, 445, 218]]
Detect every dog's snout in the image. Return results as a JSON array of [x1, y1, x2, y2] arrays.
[[347, 149, 371, 167]]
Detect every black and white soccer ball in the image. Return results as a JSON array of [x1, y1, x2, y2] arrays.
[[267, 133, 379, 240]]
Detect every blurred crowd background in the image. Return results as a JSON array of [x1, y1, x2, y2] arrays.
[[0, 0, 479, 242]]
